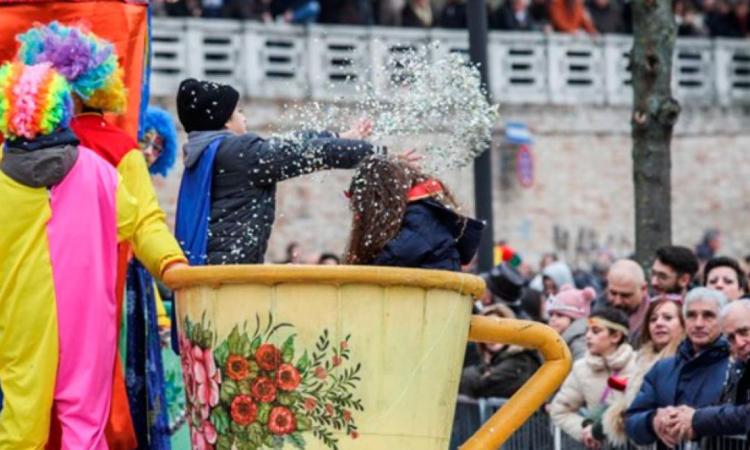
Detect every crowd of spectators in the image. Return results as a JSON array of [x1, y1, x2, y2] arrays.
[[455, 233, 750, 448], [152, 0, 750, 38]]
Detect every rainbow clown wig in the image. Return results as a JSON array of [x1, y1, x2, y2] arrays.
[[15, 21, 126, 114], [0, 61, 74, 141]]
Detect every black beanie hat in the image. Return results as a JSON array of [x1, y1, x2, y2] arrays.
[[481, 264, 525, 303], [176, 78, 240, 132]]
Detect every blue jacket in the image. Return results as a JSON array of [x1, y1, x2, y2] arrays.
[[625, 337, 730, 446], [692, 360, 750, 439], [372, 199, 484, 272]]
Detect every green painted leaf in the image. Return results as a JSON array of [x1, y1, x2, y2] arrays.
[[211, 407, 231, 435], [257, 402, 271, 424], [282, 335, 295, 363], [239, 333, 253, 358], [228, 326, 242, 354], [220, 379, 239, 404], [214, 340, 230, 368], [287, 432, 306, 449], [238, 380, 252, 394], [216, 435, 233, 450], [248, 361, 260, 378], [297, 350, 310, 374], [248, 422, 264, 440], [251, 335, 262, 353], [277, 391, 293, 406], [296, 414, 312, 431], [264, 434, 275, 447]]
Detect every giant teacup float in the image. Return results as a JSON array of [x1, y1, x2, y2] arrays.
[[165, 265, 572, 450]]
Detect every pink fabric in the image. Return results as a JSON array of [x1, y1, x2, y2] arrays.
[[47, 147, 119, 450]]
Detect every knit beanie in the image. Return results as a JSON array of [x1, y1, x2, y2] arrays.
[[15, 21, 127, 113], [176, 78, 239, 132], [482, 263, 525, 303], [547, 285, 596, 320], [0, 62, 74, 140]]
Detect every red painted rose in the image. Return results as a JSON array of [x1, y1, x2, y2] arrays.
[[255, 344, 281, 371], [343, 409, 352, 423], [225, 355, 250, 381], [276, 363, 301, 391], [350, 431, 359, 439], [251, 376, 277, 403], [268, 406, 297, 435], [314, 366, 327, 379], [230, 395, 258, 426], [325, 403, 334, 416], [332, 355, 342, 367], [340, 340, 348, 350]]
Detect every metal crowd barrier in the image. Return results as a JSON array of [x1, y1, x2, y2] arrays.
[[450, 395, 748, 450], [150, 18, 750, 108]]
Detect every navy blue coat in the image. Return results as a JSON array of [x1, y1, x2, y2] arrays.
[[625, 337, 730, 447], [372, 199, 484, 272], [692, 361, 750, 440]]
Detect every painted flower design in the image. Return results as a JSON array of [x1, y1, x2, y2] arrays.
[[255, 343, 281, 371], [225, 355, 250, 381], [251, 376, 277, 403], [268, 406, 297, 435], [230, 394, 258, 425], [181, 314, 363, 450], [276, 363, 301, 391]]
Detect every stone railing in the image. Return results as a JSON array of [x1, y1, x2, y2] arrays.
[[151, 18, 750, 107]]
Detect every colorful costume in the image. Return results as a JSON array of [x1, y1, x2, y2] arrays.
[[0, 61, 179, 449], [15, 23, 185, 449]]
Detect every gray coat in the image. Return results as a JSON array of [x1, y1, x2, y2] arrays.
[[561, 317, 588, 361]]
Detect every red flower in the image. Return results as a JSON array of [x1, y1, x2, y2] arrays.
[[276, 363, 301, 391], [332, 355, 342, 367], [343, 409, 352, 423], [325, 403, 334, 416], [268, 406, 297, 435], [255, 344, 281, 371], [252, 376, 277, 403], [230, 395, 258, 426], [340, 340, 348, 350], [225, 355, 250, 381], [303, 397, 317, 411], [350, 431, 359, 439], [314, 367, 327, 379]]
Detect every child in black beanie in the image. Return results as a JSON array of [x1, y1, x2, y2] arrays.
[[174, 77, 398, 265]]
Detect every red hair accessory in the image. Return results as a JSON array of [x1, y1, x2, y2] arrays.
[[407, 179, 444, 201]]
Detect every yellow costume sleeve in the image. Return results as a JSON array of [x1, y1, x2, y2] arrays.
[[154, 284, 171, 328], [116, 150, 186, 277]]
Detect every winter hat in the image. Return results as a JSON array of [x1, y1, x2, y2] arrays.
[[15, 21, 126, 113], [482, 263, 525, 303], [176, 78, 239, 132], [547, 285, 596, 320], [139, 105, 178, 177], [0, 62, 74, 140]]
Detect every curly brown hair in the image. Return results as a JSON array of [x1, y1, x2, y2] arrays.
[[345, 156, 459, 265]]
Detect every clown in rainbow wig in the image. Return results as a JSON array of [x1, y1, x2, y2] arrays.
[[15, 21, 186, 450], [0, 61, 185, 448]]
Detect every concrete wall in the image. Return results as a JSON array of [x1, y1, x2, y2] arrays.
[[151, 98, 750, 267]]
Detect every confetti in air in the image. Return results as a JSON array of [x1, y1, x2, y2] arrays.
[[276, 42, 499, 173]]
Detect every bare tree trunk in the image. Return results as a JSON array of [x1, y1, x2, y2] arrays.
[[631, 0, 681, 269]]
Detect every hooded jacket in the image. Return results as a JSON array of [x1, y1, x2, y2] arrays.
[[549, 343, 638, 442], [182, 129, 378, 264], [561, 317, 588, 361], [625, 337, 731, 447], [371, 198, 484, 271]]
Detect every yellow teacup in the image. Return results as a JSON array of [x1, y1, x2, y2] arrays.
[[166, 265, 570, 450]]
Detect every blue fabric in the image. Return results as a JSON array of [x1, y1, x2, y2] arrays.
[[625, 337, 730, 446], [172, 137, 224, 353], [693, 361, 750, 438], [372, 199, 484, 272], [125, 260, 171, 450], [175, 137, 224, 266]]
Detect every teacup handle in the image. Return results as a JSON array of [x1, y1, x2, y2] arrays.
[[460, 315, 572, 450]]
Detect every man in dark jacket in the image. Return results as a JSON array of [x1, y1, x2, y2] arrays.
[[174, 78, 405, 265], [625, 287, 730, 448], [658, 300, 750, 448]]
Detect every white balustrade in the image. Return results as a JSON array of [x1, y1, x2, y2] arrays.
[[149, 18, 750, 107]]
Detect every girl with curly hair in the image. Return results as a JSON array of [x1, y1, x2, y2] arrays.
[[345, 156, 483, 271]]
